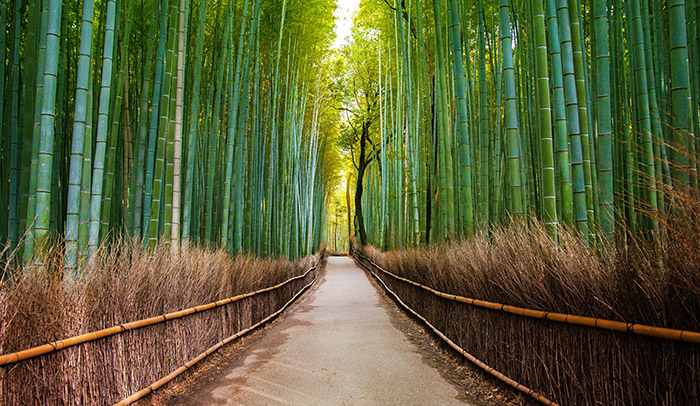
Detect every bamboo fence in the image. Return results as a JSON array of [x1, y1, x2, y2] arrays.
[[353, 247, 700, 405], [114, 272, 318, 405], [0, 257, 324, 405], [355, 250, 560, 406]]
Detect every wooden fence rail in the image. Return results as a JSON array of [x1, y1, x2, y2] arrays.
[[114, 271, 319, 405], [353, 250, 700, 344], [0, 261, 321, 366]]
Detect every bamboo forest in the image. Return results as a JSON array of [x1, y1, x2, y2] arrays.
[[1, 0, 699, 404]]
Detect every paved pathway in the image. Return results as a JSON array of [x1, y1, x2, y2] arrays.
[[171, 256, 470, 405]]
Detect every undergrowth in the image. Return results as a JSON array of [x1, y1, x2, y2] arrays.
[[363, 201, 700, 331]]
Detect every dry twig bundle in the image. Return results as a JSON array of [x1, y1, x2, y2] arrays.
[[0, 239, 325, 405]]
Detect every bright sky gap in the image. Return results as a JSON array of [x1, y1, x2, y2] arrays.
[[332, 0, 360, 49]]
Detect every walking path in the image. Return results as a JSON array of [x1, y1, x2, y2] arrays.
[[169, 256, 471, 405]]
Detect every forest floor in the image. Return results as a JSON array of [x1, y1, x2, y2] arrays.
[[145, 257, 532, 405]]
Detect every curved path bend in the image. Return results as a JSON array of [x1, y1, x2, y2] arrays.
[[169, 256, 471, 405]]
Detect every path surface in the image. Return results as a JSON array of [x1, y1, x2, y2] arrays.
[[169, 257, 471, 405]]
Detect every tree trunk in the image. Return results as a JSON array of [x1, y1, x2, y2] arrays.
[[346, 172, 353, 244], [355, 121, 369, 245]]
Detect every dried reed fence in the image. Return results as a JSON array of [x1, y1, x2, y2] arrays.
[[0, 239, 327, 405], [352, 216, 700, 406]]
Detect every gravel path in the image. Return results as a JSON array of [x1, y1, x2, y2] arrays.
[[165, 256, 472, 405]]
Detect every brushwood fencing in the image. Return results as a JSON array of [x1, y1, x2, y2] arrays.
[[0, 256, 324, 405], [353, 246, 700, 406]]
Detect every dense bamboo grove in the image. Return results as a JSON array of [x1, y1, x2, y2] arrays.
[[3, 0, 700, 263], [0, 0, 340, 272], [347, 0, 700, 250]]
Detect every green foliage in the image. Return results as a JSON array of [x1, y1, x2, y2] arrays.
[[2, 0, 700, 267], [342, 0, 700, 251], [1, 0, 340, 272]]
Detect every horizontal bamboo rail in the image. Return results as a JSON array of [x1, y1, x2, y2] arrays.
[[114, 271, 319, 405], [353, 250, 700, 345], [0, 261, 320, 366], [354, 253, 560, 406]]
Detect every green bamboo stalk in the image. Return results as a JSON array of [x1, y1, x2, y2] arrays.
[[234, 0, 262, 252], [101, 0, 135, 241], [266, 0, 287, 255], [221, 0, 250, 250], [395, 0, 419, 245], [49, 30, 66, 236], [148, 0, 179, 245], [182, 0, 208, 244], [204, 19, 229, 242], [432, 0, 455, 238], [556, 0, 587, 236], [170, 0, 187, 249], [18, 0, 40, 254], [133, 0, 160, 238], [629, 0, 659, 234], [0, 3, 6, 232], [593, 0, 613, 237], [78, 64, 94, 256], [669, 0, 693, 194], [23, 0, 50, 261], [447, 0, 474, 236], [566, 0, 595, 235], [64, 0, 95, 271], [7, 0, 22, 254], [87, 0, 117, 260], [533, 0, 557, 237], [500, 0, 523, 217], [477, 0, 489, 228], [143, 0, 169, 241], [491, 35, 504, 221], [640, 0, 666, 218]]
